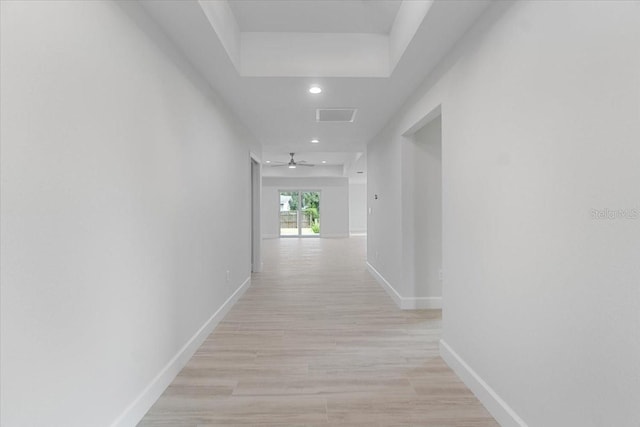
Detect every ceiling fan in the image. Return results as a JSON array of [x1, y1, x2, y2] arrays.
[[270, 152, 314, 169]]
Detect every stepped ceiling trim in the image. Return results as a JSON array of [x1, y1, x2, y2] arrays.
[[198, 0, 433, 78]]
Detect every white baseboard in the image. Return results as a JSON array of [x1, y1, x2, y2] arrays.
[[366, 262, 403, 308], [251, 262, 264, 273], [321, 233, 350, 238], [402, 296, 442, 309], [439, 339, 528, 427], [110, 276, 251, 427], [366, 262, 442, 310]]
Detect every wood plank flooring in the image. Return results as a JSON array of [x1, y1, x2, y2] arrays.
[[139, 237, 497, 426]]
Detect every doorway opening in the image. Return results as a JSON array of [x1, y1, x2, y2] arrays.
[[279, 190, 320, 237], [401, 110, 442, 309], [250, 156, 262, 272], [411, 115, 442, 303]]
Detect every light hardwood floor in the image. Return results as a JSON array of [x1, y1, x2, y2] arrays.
[[139, 237, 497, 426]]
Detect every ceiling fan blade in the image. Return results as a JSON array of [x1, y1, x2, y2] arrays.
[[269, 153, 313, 168]]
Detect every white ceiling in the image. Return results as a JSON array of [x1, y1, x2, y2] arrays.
[[139, 0, 492, 179], [228, 0, 402, 34]]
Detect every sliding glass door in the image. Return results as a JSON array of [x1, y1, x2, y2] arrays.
[[300, 191, 320, 236], [279, 191, 320, 237], [279, 191, 299, 236]]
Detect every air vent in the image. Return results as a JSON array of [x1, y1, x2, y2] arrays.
[[316, 108, 357, 123]]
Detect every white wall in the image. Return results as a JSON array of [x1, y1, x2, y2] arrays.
[[368, 1, 640, 425], [0, 2, 259, 426], [262, 177, 349, 238], [367, 123, 403, 293], [348, 183, 367, 234]]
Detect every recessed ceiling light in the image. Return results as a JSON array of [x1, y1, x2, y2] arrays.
[[288, 165, 296, 169], [309, 85, 322, 94], [322, 161, 327, 164], [265, 160, 271, 164], [311, 139, 319, 144]]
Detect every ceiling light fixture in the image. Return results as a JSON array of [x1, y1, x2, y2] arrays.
[[311, 139, 319, 144], [322, 161, 327, 164], [288, 164, 296, 169], [309, 85, 322, 94], [265, 160, 271, 164]]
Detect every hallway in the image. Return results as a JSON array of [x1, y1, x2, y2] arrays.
[[140, 237, 497, 426]]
